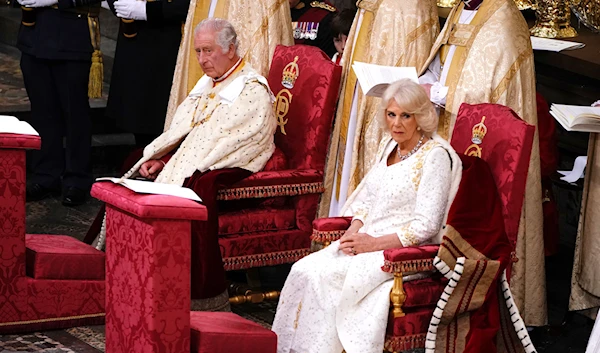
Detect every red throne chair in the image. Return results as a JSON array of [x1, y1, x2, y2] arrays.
[[213, 45, 341, 301], [0, 133, 105, 333], [311, 103, 535, 352]]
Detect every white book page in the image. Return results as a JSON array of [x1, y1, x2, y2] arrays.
[[0, 115, 39, 136], [96, 177, 202, 202], [531, 37, 585, 52], [352, 62, 419, 97]]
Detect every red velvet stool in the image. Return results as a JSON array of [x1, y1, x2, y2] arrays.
[[190, 312, 277, 353]]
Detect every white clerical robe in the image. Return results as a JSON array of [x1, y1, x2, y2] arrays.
[[272, 136, 462, 353]]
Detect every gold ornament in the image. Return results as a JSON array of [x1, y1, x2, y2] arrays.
[[513, 0, 533, 9], [437, 0, 459, 8], [530, 0, 578, 38], [571, 0, 600, 32]]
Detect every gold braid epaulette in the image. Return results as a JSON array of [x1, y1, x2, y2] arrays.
[[310, 1, 336, 12]]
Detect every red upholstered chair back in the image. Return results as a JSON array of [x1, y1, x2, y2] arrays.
[[450, 103, 535, 249], [267, 45, 342, 171]]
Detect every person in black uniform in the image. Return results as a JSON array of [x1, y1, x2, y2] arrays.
[[16, 0, 99, 206], [106, 0, 189, 147], [290, 0, 337, 58]]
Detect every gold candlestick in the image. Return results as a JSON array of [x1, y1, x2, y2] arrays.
[[530, 0, 578, 38]]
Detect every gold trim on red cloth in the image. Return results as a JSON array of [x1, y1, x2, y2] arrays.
[[217, 182, 324, 200], [384, 333, 426, 352], [223, 248, 310, 271], [381, 258, 436, 274], [0, 313, 105, 327], [310, 229, 345, 243]]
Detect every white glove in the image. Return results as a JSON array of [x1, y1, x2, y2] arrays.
[[18, 0, 58, 7], [114, 0, 147, 21]]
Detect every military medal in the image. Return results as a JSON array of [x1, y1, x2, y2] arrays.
[[293, 22, 301, 40], [300, 22, 307, 39], [309, 23, 319, 40]]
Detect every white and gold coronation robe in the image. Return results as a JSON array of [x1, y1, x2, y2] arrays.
[[417, 0, 546, 326], [319, 0, 439, 217], [127, 62, 276, 185], [164, 0, 294, 129], [273, 136, 462, 353]]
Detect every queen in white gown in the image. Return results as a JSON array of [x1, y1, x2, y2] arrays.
[[271, 79, 463, 353]]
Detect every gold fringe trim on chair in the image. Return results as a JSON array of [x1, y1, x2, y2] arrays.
[[87, 16, 103, 98], [384, 333, 426, 352], [223, 248, 310, 271], [310, 229, 345, 244], [217, 182, 324, 201], [381, 258, 435, 274]]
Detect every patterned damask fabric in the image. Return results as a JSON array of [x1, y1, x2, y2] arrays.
[[218, 207, 296, 236], [450, 103, 534, 249], [0, 143, 104, 334], [190, 312, 277, 353], [0, 149, 27, 328], [219, 229, 309, 259], [26, 234, 105, 280], [105, 206, 191, 353], [268, 44, 342, 171]]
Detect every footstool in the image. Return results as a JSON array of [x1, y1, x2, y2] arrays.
[[190, 312, 277, 353]]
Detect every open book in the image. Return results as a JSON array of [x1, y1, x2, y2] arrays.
[[550, 104, 600, 132], [530, 37, 585, 52], [352, 62, 419, 97], [96, 177, 202, 202], [0, 115, 39, 136]]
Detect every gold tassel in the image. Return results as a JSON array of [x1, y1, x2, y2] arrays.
[[87, 16, 103, 98]]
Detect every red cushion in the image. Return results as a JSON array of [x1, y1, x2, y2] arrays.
[[218, 207, 296, 236], [385, 306, 434, 351], [190, 312, 276, 353], [0, 133, 41, 150], [262, 147, 288, 171], [26, 234, 105, 280]]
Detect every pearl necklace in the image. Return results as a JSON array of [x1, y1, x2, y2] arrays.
[[397, 134, 425, 161]]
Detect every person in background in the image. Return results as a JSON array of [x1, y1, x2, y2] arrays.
[[105, 0, 190, 147], [16, 0, 101, 206], [290, 0, 337, 58], [418, 0, 546, 327], [330, 9, 355, 65]]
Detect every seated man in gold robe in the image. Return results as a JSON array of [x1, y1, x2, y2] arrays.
[[96, 18, 277, 311], [417, 0, 546, 326]]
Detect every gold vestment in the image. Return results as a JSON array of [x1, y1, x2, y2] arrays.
[[419, 0, 546, 326]]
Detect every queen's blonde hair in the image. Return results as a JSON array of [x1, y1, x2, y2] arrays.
[[379, 78, 438, 136]]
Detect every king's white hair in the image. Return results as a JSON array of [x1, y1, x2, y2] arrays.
[[194, 18, 240, 55]]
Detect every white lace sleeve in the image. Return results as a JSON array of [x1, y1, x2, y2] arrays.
[[396, 147, 452, 246]]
